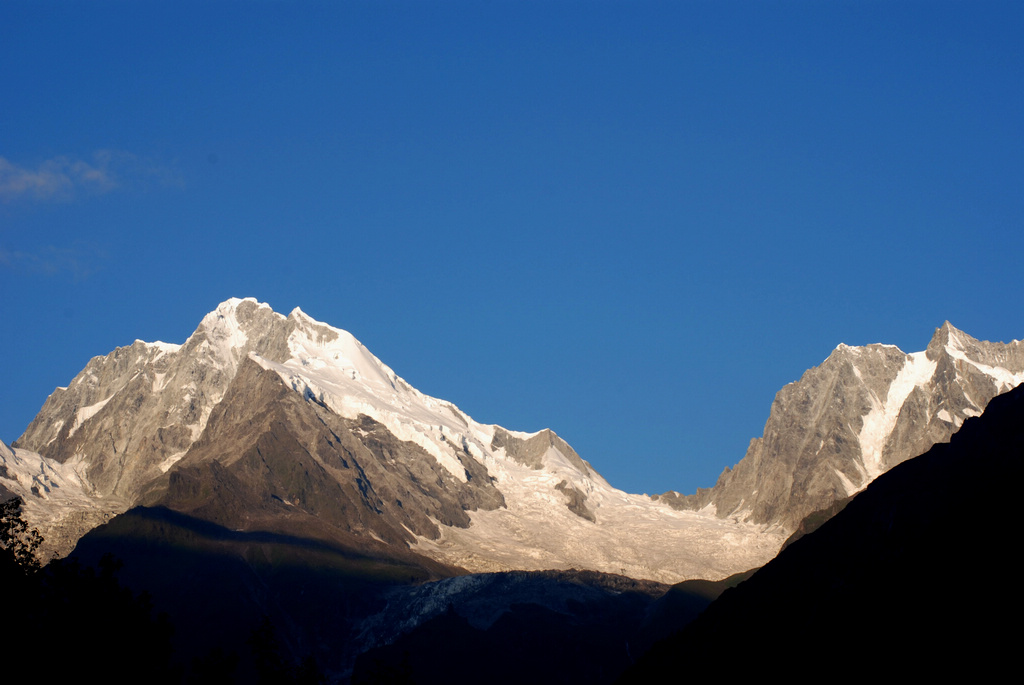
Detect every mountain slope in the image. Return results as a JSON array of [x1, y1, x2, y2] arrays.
[[656, 321, 1024, 529]]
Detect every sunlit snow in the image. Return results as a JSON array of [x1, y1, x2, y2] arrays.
[[67, 394, 113, 438], [857, 350, 936, 483]]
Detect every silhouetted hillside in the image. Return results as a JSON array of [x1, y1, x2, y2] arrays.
[[623, 383, 1024, 681]]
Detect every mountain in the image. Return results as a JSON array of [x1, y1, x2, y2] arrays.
[[5, 300, 1023, 680], [623, 380, 1024, 681], [655, 321, 1024, 529], [4, 298, 779, 582], [4, 302, 1022, 585]]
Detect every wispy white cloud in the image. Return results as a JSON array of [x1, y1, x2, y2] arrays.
[[0, 243, 109, 281], [0, 150, 180, 203]]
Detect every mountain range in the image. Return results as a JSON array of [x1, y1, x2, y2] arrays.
[[2, 298, 1022, 680], [5, 297, 783, 582], [5, 300, 1022, 580]]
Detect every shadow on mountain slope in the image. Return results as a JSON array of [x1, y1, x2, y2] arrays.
[[67, 503, 751, 684], [351, 569, 753, 685], [69, 505, 458, 681]]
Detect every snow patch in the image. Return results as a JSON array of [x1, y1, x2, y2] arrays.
[[138, 340, 181, 356], [834, 468, 858, 497], [414, 470, 786, 583], [196, 299, 252, 370], [68, 395, 114, 437], [944, 343, 1024, 393], [858, 351, 936, 483], [0, 446, 128, 561], [157, 450, 187, 473]]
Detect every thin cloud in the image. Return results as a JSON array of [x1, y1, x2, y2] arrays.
[[0, 244, 109, 281], [0, 150, 180, 203]]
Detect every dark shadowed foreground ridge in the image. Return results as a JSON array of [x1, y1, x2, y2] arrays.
[[623, 382, 1024, 681]]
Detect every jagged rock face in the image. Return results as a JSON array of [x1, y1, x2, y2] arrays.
[[657, 322, 1024, 529], [7, 298, 780, 581], [491, 427, 594, 477], [15, 300, 298, 501]]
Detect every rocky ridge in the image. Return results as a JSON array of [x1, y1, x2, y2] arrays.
[[655, 322, 1024, 529]]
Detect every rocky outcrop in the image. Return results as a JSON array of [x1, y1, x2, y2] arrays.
[[491, 427, 595, 477]]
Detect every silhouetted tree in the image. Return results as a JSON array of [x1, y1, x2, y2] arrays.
[[189, 646, 240, 684], [247, 616, 327, 685], [1, 498, 178, 683], [0, 496, 42, 572], [249, 616, 292, 684]]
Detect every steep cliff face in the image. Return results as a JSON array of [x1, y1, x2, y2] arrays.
[[658, 322, 1024, 529]]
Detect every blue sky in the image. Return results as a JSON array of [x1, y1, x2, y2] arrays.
[[2, 1, 1022, 495]]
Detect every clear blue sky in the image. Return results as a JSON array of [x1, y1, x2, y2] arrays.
[[2, 1, 1022, 495]]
